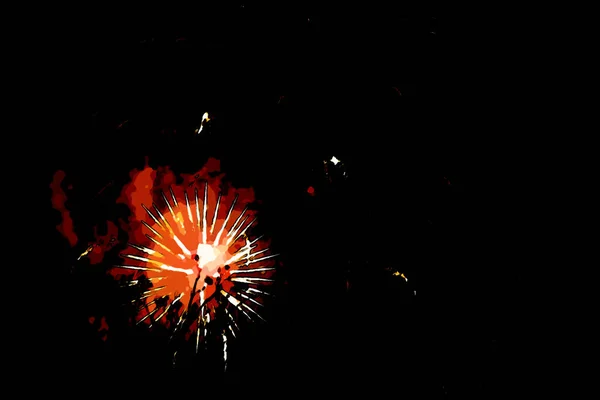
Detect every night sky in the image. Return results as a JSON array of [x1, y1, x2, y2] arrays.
[[47, 5, 522, 396]]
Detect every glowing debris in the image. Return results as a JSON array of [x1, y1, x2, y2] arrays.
[[196, 112, 211, 134], [222, 332, 228, 370], [392, 271, 408, 282], [77, 244, 95, 260]]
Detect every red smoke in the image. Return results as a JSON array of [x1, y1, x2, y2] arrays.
[[50, 170, 78, 247]]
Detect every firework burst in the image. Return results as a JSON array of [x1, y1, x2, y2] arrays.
[[116, 180, 277, 368], [53, 157, 277, 369]]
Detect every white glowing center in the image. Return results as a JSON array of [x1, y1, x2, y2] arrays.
[[196, 244, 220, 275]]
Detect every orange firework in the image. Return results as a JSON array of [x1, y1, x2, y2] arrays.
[[118, 183, 276, 326], [115, 164, 277, 365], [53, 157, 277, 368]]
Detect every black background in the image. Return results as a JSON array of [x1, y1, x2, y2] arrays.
[[46, 4, 522, 396]]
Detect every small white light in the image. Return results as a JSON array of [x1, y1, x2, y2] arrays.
[[198, 112, 210, 134]]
